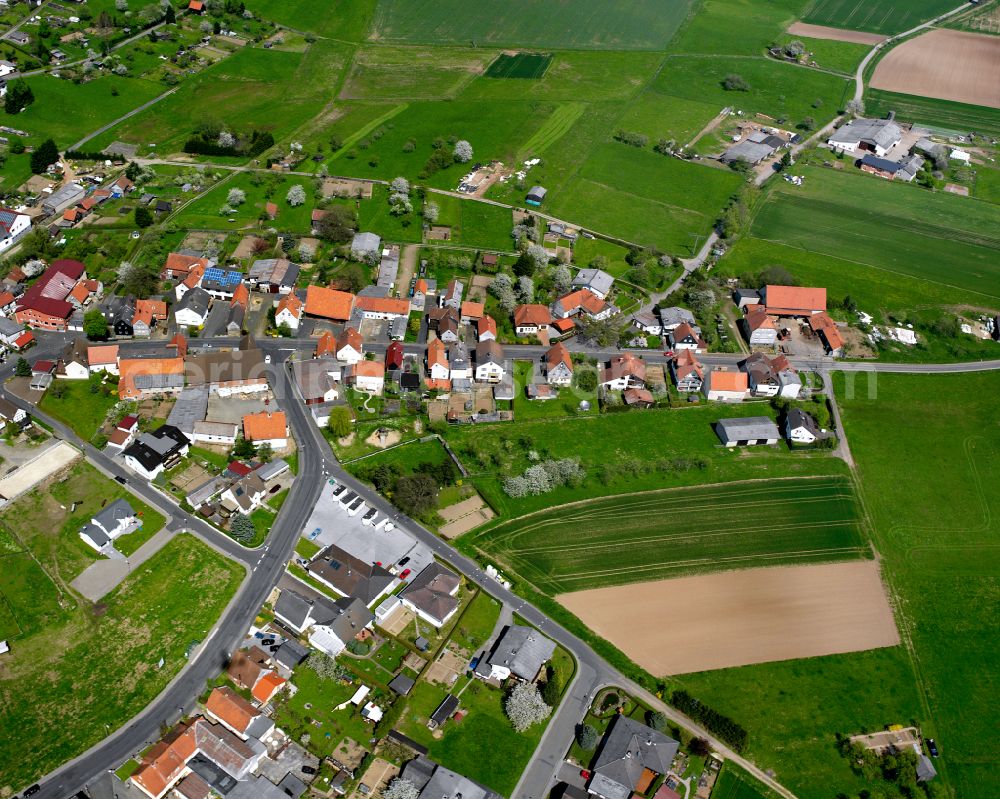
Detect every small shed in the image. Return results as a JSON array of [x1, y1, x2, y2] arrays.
[[525, 186, 547, 206]]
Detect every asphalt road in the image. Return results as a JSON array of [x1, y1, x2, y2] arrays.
[[12, 331, 1000, 798]]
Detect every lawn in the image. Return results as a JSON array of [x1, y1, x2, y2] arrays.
[[243, 0, 375, 40], [470, 475, 868, 595], [427, 194, 516, 251], [88, 42, 355, 155], [396, 677, 547, 796], [802, 0, 959, 34], [548, 142, 741, 253], [339, 46, 496, 100], [774, 33, 871, 75], [171, 171, 318, 233], [38, 378, 120, 441], [510, 361, 599, 422], [711, 762, 780, 799], [864, 88, 1000, 138], [614, 91, 723, 148], [11, 74, 164, 148], [750, 166, 1000, 303], [0, 534, 244, 791], [369, 0, 693, 50], [444, 401, 849, 519], [447, 590, 501, 654], [0, 460, 166, 593]]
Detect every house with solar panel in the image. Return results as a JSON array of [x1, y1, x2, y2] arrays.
[[0, 207, 31, 254], [200, 268, 245, 300]]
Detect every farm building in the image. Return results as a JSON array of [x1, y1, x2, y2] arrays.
[[715, 417, 780, 447], [762, 285, 826, 317], [525, 186, 547, 206], [859, 153, 922, 182], [702, 369, 748, 402], [827, 117, 902, 157]]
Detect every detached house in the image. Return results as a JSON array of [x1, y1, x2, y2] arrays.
[[474, 340, 505, 383], [58, 338, 90, 379], [670, 349, 703, 393], [204, 686, 274, 741], [600, 353, 645, 391], [669, 322, 707, 353], [274, 293, 303, 331], [173, 287, 211, 328], [571, 267, 614, 300], [744, 306, 778, 346], [702, 369, 748, 402], [587, 716, 679, 799], [0, 207, 31, 254], [335, 327, 364, 364], [243, 411, 288, 449], [514, 304, 552, 337], [428, 306, 461, 343], [123, 425, 190, 480], [544, 342, 573, 386], [440, 278, 464, 310], [551, 289, 613, 321], [79, 498, 140, 552], [347, 361, 385, 394], [399, 563, 460, 627], [426, 338, 450, 389], [786, 408, 821, 444], [477, 314, 497, 341], [274, 588, 375, 657], [220, 472, 267, 515]]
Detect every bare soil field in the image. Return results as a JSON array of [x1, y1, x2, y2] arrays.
[[559, 560, 899, 675], [787, 22, 886, 45], [871, 29, 1000, 109]]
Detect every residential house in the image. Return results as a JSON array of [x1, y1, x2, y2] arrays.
[[744, 306, 778, 346], [477, 315, 497, 341], [623, 387, 655, 408], [428, 306, 461, 343], [292, 358, 340, 405], [474, 340, 505, 383], [58, 338, 90, 379], [551, 289, 612, 321], [571, 268, 614, 300], [274, 293, 303, 331], [461, 301, 484, 324], [133, 298, 168, 337], [773, 355, 802, 399], [0, 291, 17, 317], [347, 361, 385, 394], [448, 341, 472, 385], [669, 322, 707, 353], [220, 472, 267, 515], [117, 357, 185, 400], [702, 369, 748, 402], [251, 671, 287, 705], [242, 412, 288, 449], [741, 352, 782, 397], [0, 397, 27, 427], [15, 259, 86, 331], [161, 252, 210, 281], [427, 338, 450, 389], [305, 285, 354, 322], [786, 408, 820, 444], [174, 264, 207, 301], [827, 117, 902, 157], [600, 353, 645, 391], [808, 312, 844, 355], [440, 278, 464, 310], [79, 498, 139, 552], [401, 756, 502, 799], [514, 304, 552, 337], [226, 284, 249, 336], [400, 562, 460, 627], [411, 277, 436, 311], [385, 341, 405, 375], [586, 715, 679, 799], [184, 341, 268, 397], [859, 153, 922, 182], [477, 624, 555, 682], [103, 294, 136, 338], [714, 416, 780, 447], [247, 258, 299, 294], [201, 268, 244, 300], [762, 285, 826, 317], [632, 311, 661, 336], [306, 545, 394, 606], [123, 425, 190, 480], [0, 317, 22, 347], [275, 589, 374, 657], [544, 342, 573, 386], [0, 207, 31, 254], [670, 350, 703, 393], [106, 415, 139, 452], [203, 686, 273, 741], [174, 287, 212, 328]]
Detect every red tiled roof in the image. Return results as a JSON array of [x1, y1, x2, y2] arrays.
[[276, 293, 302, 318], [551, 317, 574, 333], [427, 338, 447, 369], [315, 331, 336, 357], [707, 370, 748, 392], [163, 253, 208, 277], [231, 283, 249, 308], [204, 686, 258, 735], [118, 357, 184, 400], [414, 278, 429, 295], [243, 411, 287, 441], [545, 342, 572, 372], [514, 304, 551, 328], [0, 292, 14, 307], [765, 285, 826, 314], [354, 295, 409, 316], [87, 344, 119, 365], [251, 671, 286, 704], [337, 327, 362, 354], [477, 315, 497, 338], [136, 298, 168, 321], [351, 361, 384, 378], [13, 331, 35, 349], [305, 286, 354, 321], [461, 301, 484, 319]]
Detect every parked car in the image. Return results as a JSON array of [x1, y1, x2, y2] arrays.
[[301, 765, 317, 775], [399, 569, 411, 580], [927, 738, 939, 757], [398, 557, 410, 567], [24, 786, 40, 797]]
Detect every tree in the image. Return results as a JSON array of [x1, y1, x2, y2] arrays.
[[489, 272, 517, 315], [722, 73, 750, 92], [423, 201, 440, 224], [327, 405, 352, 438], [647, 710, 668, 731], [14, 357, 30, 377], [230, 513, 256, 542], [164, 3, 175, 22], [576, 724, 599, 750], [118, 261, 159, 298], [778, 151, 792, 172], [30, 138, 59, 174], [783, 40, 805, 57], [226, 187, 246, 206], [574, 367, 598, 393], [286, 184, 306, 206], [552, 264, 571, 294], [316, 205, 356, 242], [689, 737, 711, 757], [516, 275, 534, 303], [382, 778, 420, 799], [256, 442, 273, 462], [389, 176, 410, 195], [394, 474, 438, 518], [232, 434, 256, 459], [4, 79, 34, 115], [797, 116, 815, 132], [505, 682, 551, 732], [84, 308, 109, 340], [453, 139, 473, 163], [541, 667, 561, 706], [134, 205, 153, 228]]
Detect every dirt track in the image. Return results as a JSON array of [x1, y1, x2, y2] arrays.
[[787, 22, 886, 45], [871, 28, 1000, 110], [558, 560, 900, 675]]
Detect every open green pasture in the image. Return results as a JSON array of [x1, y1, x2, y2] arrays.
[[339, 46, 495, 100], [0, 534, 243, 791], [865, 89, 1000, 138], [244, 0, 375, 40], [751, 166, 1000, 302], [615, 91, 723, 147], [369, 0, 693, 50], [171, 171, 317, 232], [711, 763, 777, 799], [469, 476, 867, 594], [89, 42, 354, 155], [669, 0, 806, 55], [802, 0, 958, 34], [775, 33, 871, 74], [428, 194, 516, 251], [548, 142, 741, 252]]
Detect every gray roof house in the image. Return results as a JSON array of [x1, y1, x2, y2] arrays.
[[306, 545, 394, 606], [399, 562, 460, 627], [80, 498, 139, 552], [587, 716, 679, 799], [720, 138, 775, 165], [828, 117, 903, 157], [401, 756, 502, 799], [658, 306, 696, 331], [485, 624, 556, 681], [571, 268, 614, 300], [714, 416, 781, 447]]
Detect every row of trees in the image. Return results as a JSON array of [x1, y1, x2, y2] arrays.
[[502, 457, 586, 498], [670, 689, 748, 752]]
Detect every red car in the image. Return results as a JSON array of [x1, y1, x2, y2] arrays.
[[580, 769, 590, 780], [662, 350, 675, 358], [399, 568, 411, 580]]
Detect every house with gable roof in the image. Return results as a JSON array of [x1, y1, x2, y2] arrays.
[[586, 715, 679, 799]]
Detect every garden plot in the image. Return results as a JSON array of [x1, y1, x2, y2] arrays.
[[560, 560, 900, 674]]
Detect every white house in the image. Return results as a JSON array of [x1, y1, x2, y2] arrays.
[[0, 397, 27, 427], [827, 117, 902, 157], [191, 420, 238, 445], [786, 408, 821, 444], [744, 308, 778, 346], [427, 339, 449, 382], [173, 287, 211, 328], [243, 411, 289, 450], [79, 499, 139, 552], [474, 341, 505, 384], [347, 362, 385, 395], [0, 207, 31, 254], [122, 425, 190, 480], [778, 368, 802, 399], [669, 322, 707, 353], [336, 328, 364, 364], [274, 293, 303, 331], [544, 342, 573, 386], [702, 369, 748, 402]]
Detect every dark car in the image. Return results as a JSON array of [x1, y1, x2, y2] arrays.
[[398, 557, 410, 567], [114, 476, 127, 484], [927, 738, 939, 757], [24, 786, 40, 797], [301, 765, 317, 775], [261, 638, 275, 646]]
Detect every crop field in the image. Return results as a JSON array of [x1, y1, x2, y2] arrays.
[[549, 142, 741, 253], [244, 0, 375, 40], [751, 166, 1000, 301], [801, 0, 958, 35], [470, 476, 867, 595], [865, 88, 1000, 138], [369, 0, 692, 50], [340, 46, 495, 100], [484, 52, 552, 79]]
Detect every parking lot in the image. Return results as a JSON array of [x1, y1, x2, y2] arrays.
[[300, 480, 435, 576]]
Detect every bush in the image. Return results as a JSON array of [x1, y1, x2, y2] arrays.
[[722, 74, 750, 92], [576, 723, 599, 750], [670, 690, 748, 752], [647, 710, 667, 731]]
